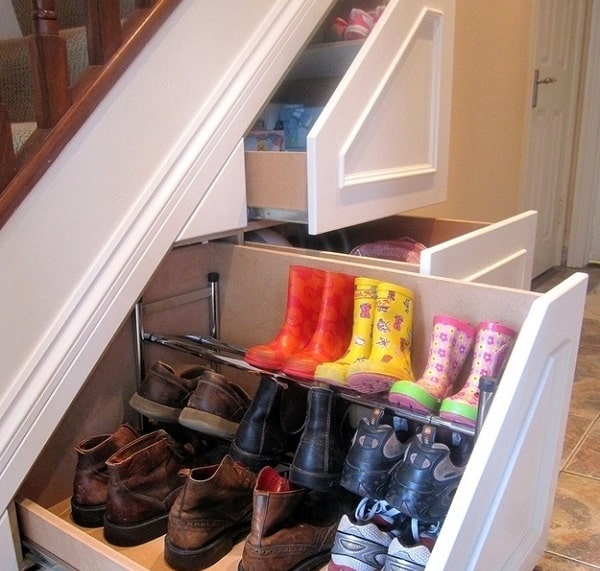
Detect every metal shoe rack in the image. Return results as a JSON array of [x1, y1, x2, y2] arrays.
[[136, 273, 499, 440]]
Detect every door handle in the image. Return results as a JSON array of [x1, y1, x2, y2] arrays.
[[532, 69, 558, 108]]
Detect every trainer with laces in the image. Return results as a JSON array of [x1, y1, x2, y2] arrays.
[[328, 497, 407, 571], [340, 407, 414, 498], [385, 425, 466, 523]]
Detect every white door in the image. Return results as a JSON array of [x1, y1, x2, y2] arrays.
[[521, 0, 586, 277]]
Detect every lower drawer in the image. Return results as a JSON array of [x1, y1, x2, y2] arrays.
[[15, 241, 586, 570], [247, 211, 538, 289]]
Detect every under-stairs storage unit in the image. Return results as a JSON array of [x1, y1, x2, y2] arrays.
[[15, 241, 586, 570]]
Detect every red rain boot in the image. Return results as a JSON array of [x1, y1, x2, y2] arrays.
[[245, 266, 326, 371], [282, 271, 355, 382]]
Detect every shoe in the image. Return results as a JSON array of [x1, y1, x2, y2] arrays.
[[240, 467, 356, 571], [385, 425, 465, 523], [439, 321, 516, 427], [129, 361, 212, 423], [164, 455, 256, 571], [328, 497, 406, 571], [315, 277, 379, 387], [340, 408, 412, 499], [71, 424, 140, 527], [230, 376, 295, 471], [343, 9, 375, 40], [178, 370, 251, 440], [382, 518, 439, 570], [346, 282, 415, 394], [289, 386, 347, 491], [282, 271, 355, 382], [388, 315, 475, 414], [103, 429, 196, 546], [244, 265, 326, 371]]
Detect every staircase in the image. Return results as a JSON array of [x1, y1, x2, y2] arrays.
[[0, 0, 181, 228]]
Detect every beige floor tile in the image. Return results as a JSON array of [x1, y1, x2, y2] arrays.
[[564, 420, 600, 478], [545, 472, 600, 566], [535, 552, 600, 570], [561, 414, 595, 466], [569, 378, 600, 419]]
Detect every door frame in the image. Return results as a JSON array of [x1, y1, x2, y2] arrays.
[[566, 0, 600, 267]]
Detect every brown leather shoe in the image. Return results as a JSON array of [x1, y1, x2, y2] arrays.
[[71, 424, 140, 527], [178, 370, 251, 440], [129, 361, 212, 423], [240, 466, 354, 571], [103, 429, 196, 546], [164, 455, 256, 571]]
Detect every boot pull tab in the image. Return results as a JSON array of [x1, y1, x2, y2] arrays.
[[421, 425, 436, 447], [369, 407, 384, 426]]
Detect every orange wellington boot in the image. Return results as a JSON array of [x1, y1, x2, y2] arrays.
[[245, 266, 326, 371], [282, 271, 356, 382]]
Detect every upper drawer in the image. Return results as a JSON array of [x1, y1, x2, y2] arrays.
[[246, 0, 455, 234]]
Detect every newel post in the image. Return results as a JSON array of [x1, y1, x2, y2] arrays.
[[28, 0, 72, 128]]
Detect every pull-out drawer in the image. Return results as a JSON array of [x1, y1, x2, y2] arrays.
[[248, 210, 538, 289], [16, 242, 586, 570], [246, 0, 455, 234]]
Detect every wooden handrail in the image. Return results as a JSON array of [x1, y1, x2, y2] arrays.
[[0, 0, 180, 229]]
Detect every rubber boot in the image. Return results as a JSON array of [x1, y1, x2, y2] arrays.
[[346, 282, 415, 393], [314, 276, 379, 386], [289, 386, 346, 491], [439, 321, 516, 427], [71, 424, 140, 527], [103, 429, 196, 546], [164, 455, 257, 571], [240, 467, 348, 571], [244, 265, 326, 371], [388, 315, 475, 414], [282, 271, 356, 381], [229, 376, 292, 471]]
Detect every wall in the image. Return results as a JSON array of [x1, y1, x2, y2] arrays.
[[409, 0, 534, 223]]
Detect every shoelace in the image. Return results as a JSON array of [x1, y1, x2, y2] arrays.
[[355, 497, 404, 527], [410, 518, 441, 549]]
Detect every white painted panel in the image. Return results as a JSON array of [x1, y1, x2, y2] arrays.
[[307, 0, 454, 233], [176, 140, 247, 242], [430, 272, 587, 569], [420, 210, 538, 289]]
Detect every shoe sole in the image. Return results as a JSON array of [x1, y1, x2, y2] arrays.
[[70, 499, 105, 528], [165, 523, 250, 571], [179, 407, 239, 440], [128, 392, 182, 423], [103, 512, 168, 546]]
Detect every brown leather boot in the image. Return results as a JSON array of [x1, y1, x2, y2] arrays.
[[178, 370, 251, 440], [164, 455, 256, 570], [71, 424, 139, 527], [103, 429, 196, 546], [129, 361, 212, 423], [240, 467, 351, 571]]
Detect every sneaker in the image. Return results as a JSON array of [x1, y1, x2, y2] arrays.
[[340, 408, 412, 498], [382, 520, 439, 571], [383, 537, 431, 571], [328, 498, 406, 571], [385, 425, 465, 523], [344, 9, 375, 40]]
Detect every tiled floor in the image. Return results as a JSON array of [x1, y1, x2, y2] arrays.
[[533, 265, 600, 570]]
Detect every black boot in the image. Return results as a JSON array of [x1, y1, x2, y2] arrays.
[[230, 376, 291, 471], [289, 386, 346, 492]]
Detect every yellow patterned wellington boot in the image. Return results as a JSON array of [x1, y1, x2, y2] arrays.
[[345, 282, 415, 394], [314, 277, 380, 387]]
